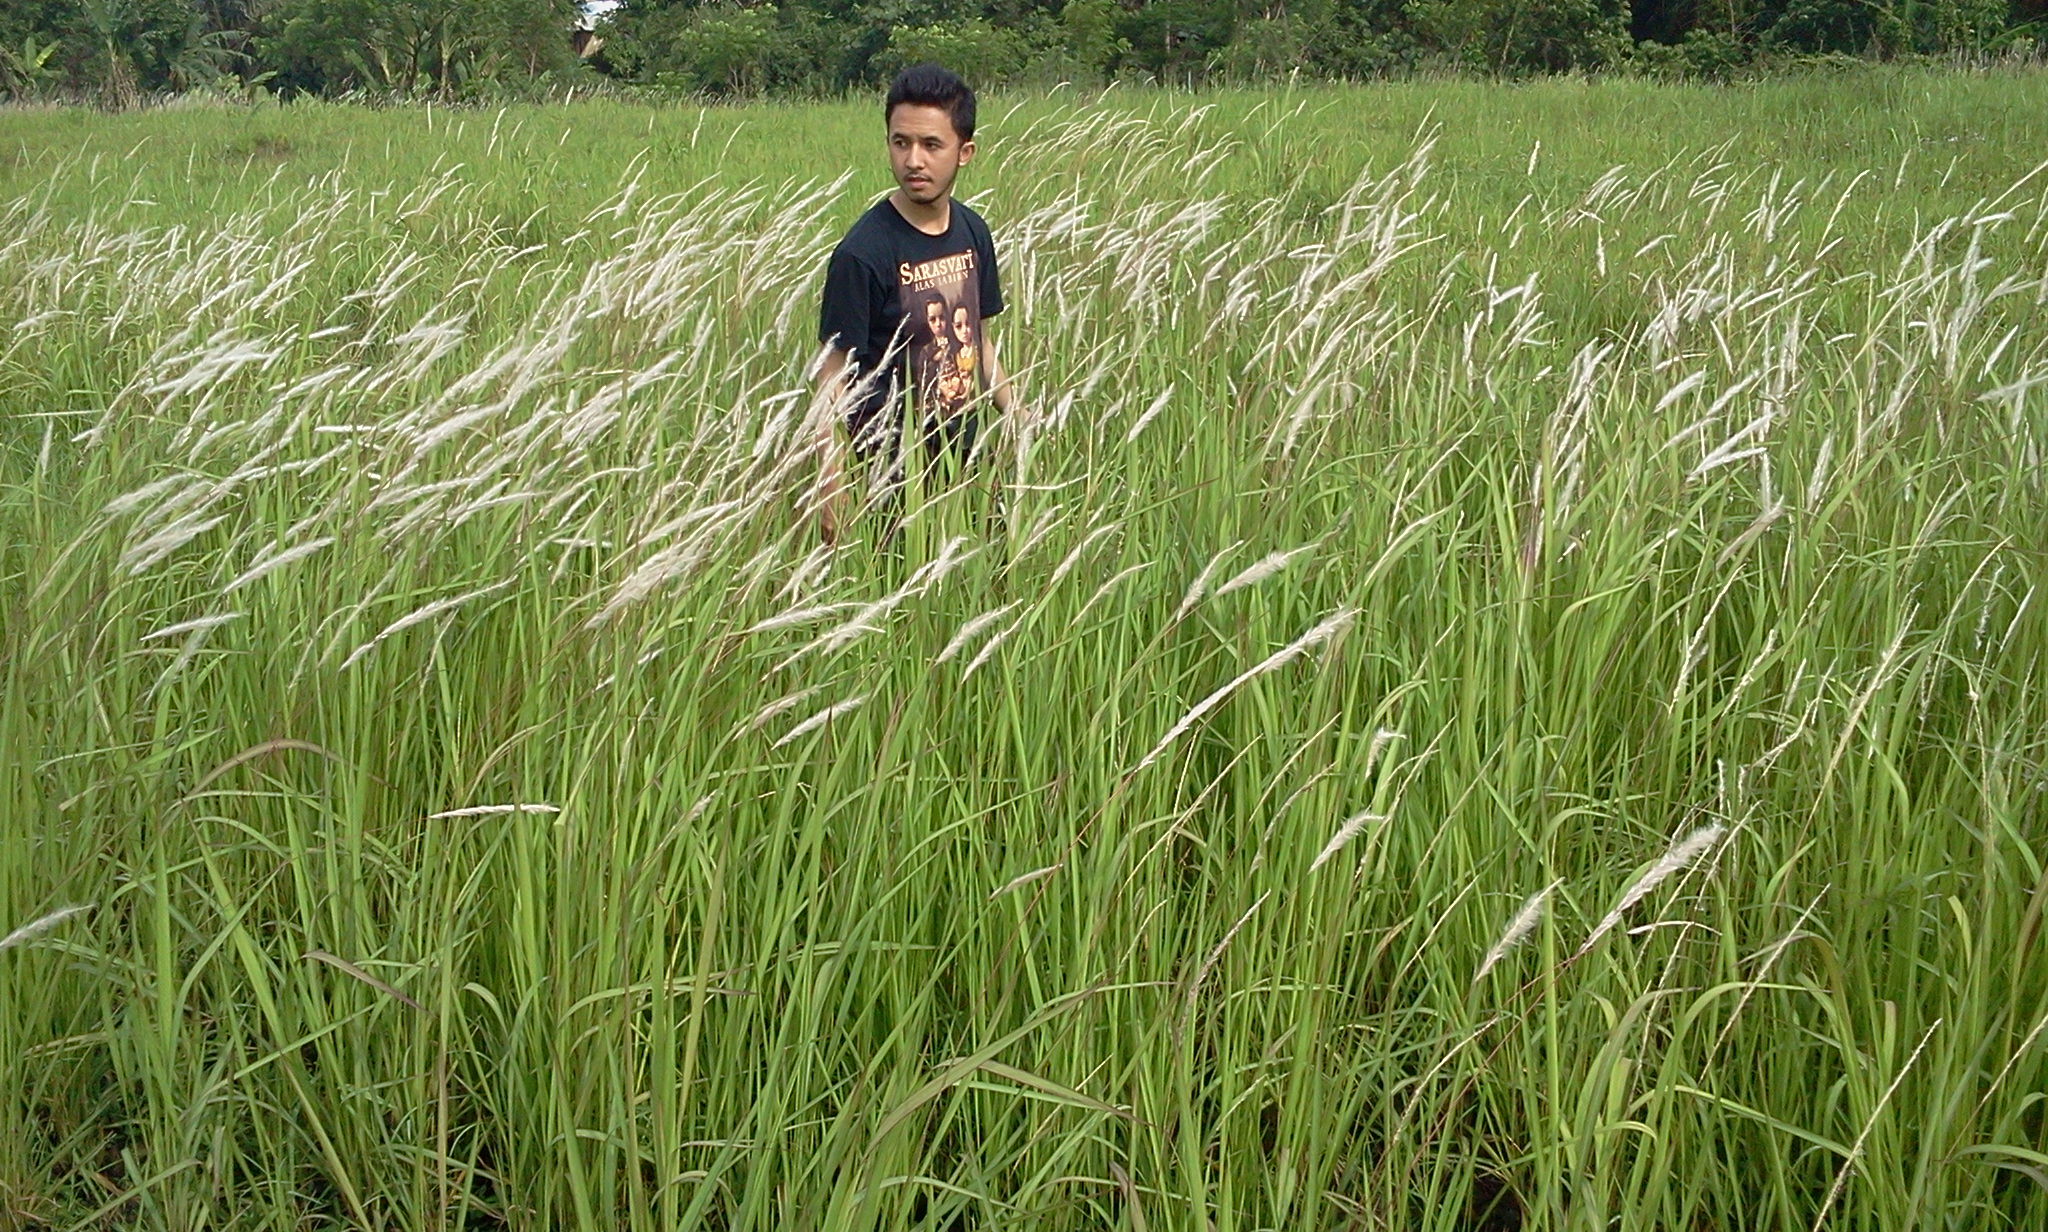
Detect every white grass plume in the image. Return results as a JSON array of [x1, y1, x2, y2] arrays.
[[990, 863, 1063, 900], [1364, 727, 1405, 775], [587, 514, 739, 628], [772, 693, 869, 748], [1689, 407, 1776, 480], [425, 803, 560, 819], [962, 619, 1025, 679], [222, 536, 334, 594], [1125, 385, 1174, 443], [742, 603, 859, 636], [1473, 880, 1560, 983], [1071, 561, 1154, 628], [1134, 608, 1356, 774], [101, 474, 189, 518], [1187, 888, 1261, 1023], [1172, 540, 1245, 623], [744, 684, 826, 732], [1309, 808, 1387, 873], [1184, 889, 1270, 1016], [341, 578, 514, 669], [1575, 823, 1725, 959], [1047, 524, 1121, 592], [1, 903, 94, 952], [141, 612, 243, 642], [788, 538, 977, 667], [1214, 546, 1313, 600], [939, 603, 1020, 664], [121, 511, 226, 576], [1007, 504, 1068, 569]]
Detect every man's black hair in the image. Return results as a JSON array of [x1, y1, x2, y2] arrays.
[[886, 64, 975, 143]]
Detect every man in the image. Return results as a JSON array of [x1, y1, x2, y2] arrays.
[[812, 63, 1018, 544]]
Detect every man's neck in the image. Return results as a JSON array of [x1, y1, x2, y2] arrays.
[[888, 189, 951, 237]]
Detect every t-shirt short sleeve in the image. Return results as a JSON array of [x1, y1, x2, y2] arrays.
[[976, 219, 1004, 319], [819, 244, 876, 356]]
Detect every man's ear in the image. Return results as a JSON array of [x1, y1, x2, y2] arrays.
[[959, 138, 975, 167]]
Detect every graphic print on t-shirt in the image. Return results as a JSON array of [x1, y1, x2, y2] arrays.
[[898, 248, 982, 423]]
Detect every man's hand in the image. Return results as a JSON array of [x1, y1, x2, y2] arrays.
[[816, 465, 845, 545]]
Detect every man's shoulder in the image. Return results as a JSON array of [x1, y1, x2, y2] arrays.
[[953, 200, 997, 247], [831, 199, 898, 256]]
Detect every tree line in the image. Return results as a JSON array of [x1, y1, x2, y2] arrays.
[[1, 0, 2042, 106]]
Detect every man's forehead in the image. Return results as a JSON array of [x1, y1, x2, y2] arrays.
[[888, 104, 961, 141]]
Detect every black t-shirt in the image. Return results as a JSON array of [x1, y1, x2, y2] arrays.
[[817, 197, 1004, 439]]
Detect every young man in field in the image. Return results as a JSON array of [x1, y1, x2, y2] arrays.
[[812, 64, 1018, 544]]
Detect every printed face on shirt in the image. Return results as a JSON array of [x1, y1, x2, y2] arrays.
[[900, 249, 981, 420]]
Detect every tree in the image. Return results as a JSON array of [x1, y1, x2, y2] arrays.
[[1115, 0, 1238, 81], [256, 0, 575, 97], [1060, 0, 1131, 79], [165, 8, 243, 91], [1407, 0, 1630, 71], [79, 0, 151, 105], [880, 18, 1034, 84], [0, 33, 63, 99]]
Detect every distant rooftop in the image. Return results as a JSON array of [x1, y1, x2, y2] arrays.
[[574, 0, 620, 32]]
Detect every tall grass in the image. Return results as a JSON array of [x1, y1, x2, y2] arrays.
[[5, 73, 2048, 1230]]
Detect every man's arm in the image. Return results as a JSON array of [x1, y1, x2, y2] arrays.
[[978, 329, 1028, 498], [812, 346, 852, 544], [980, 331, 1016, 420]]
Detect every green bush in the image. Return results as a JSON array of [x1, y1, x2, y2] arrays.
[[257, 0, 575, 99], [1113, 0, 1236, 83], [614, 2, 842, 97], [877, 18, 1046, 88], [1631, 27, 1746, 78], [1209, 15, 1313, 81], [1058, 0, 1130, 82], [1210, 0, 1412, 83], [0, 33, 63, 99], [667, 4, 782, 94], [1407, 0, 1632, 73]]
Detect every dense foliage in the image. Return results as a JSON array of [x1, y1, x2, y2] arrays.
[[0, 0, 2042, 103]]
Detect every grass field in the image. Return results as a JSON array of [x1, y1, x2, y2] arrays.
[[6, 69, 2048, 1230]]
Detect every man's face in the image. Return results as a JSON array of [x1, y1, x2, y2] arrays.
[[888, 103, 973, 206]]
